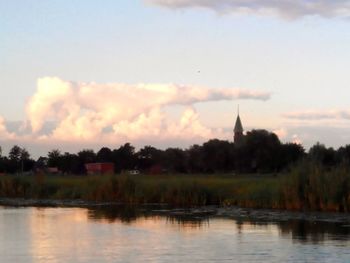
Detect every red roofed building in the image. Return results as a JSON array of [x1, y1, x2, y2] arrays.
[[85, 163, 115, 175]]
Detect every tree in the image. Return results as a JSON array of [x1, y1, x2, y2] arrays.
[[20, 148, 34, 173], [97, 147, 113, 162], [20, 148, 30, 161], [8, 146, 33, 173], [163, 148, 187, 173], [48, 149, 62, 167], [9, 145, 21, 162], [113, 143, 136, 172], [279, 143, 305, 170], [187, 145, 204, 173], [336, 145, 350, 165], [201, 139, 233, 173], [136, 146, 163, 171], [60, 152, 80, 174], [243, 129, 282, 173], [309, 142, 336, 166], [78, 149, 96, 163]]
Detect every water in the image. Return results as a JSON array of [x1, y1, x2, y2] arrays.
[[1, 206, 350, 263]]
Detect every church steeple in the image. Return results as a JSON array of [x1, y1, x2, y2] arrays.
[[234, 106, 244, 144]]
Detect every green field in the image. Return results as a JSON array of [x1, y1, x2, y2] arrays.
[[1, 162, 350, 212]]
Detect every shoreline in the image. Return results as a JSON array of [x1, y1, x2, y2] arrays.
[[1, 198, 350, 224], [2, 172, 350, 213]]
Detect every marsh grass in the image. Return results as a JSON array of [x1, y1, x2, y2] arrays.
[[0, 164, 349, 211], [280, 161, 350, 212], [0, 173, 279, 207]]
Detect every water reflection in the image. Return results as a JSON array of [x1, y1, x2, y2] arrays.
[[87, 205, 211, 229], [1, 206, 350, 263], [88, 205, 141, 223], [87, 206, 350, 244], [279, 220, 350, 243]]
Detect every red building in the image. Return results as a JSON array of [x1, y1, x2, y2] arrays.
[[85, 163, 115, 175]]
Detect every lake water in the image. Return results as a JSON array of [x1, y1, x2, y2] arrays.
[[1, 206, 350, 263]]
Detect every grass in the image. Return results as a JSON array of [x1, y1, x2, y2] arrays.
[[1, 162, 350, 212], [280, 161, 350, 212], [0, 173, 279, 207]]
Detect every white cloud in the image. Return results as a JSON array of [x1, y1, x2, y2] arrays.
[[292, 134, 302, 145], [145, 0, 350, 19], [272, 127, 303, 145], [26, 77, 75, 133], [283, 109, 350, 120], [113, 107, 214, 141], [0, 116, 16, 140], [273, 128, 287, 139], [280, 109, 350, 147], [25, 77, 269, 144], [279, 125, 350, 150]]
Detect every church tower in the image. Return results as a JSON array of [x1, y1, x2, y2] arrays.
[[233, 107, 244, 144]]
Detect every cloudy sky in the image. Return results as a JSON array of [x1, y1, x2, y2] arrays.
[[1, 0, 350, 157]]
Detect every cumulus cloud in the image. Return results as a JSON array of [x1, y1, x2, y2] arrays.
[[113, 107, 213, 141], [145, 0, 350, 19], [272, 127, 303, 145], [292, 134, 302, 145], [26, 77, 76, 133], [273, 128, 288, 139], [283, 109, 350, 120], [26, 77, 269, 143], [0, 116, 16, 140]]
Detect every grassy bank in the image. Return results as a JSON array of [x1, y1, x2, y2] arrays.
[[1, 162, 350, 212]]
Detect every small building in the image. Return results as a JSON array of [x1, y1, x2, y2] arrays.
[[85, 163, 115, 175], [47, 167, 60, 174], [149, 164, 163, 175], [128, 169, 140, 175]]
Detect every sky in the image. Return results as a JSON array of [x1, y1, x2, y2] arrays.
[[1, 0, 350, 157]]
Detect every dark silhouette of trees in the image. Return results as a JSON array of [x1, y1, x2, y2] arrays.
[[60, 153, 80, 174], [19, 148, 33, 173], [112, 143, 136, 172], [20, 148, 30, 161], [336, 145, 350, 165], [48, 149, 62, 167], [137, 146, 163, 171], [5, 129, 347, 175], [187, 145, 205, 173], [97, 147, 113, 162], [9, 145, 21, 163], [6, 145, 34, 173], [242, 130, 282, 172], [162, 148, 187, 173], [279, 143, 305, 170], [309, 142, 336, 166], [201, 139, 233, 173]]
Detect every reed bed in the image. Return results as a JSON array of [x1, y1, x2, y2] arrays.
[[1, 163, 349, 212]]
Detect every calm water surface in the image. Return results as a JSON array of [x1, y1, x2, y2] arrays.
[[0, 206, 350, 263]]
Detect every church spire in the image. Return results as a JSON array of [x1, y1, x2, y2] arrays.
[[234, 106, 244, 144]]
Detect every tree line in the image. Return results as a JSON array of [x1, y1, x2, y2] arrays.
[[0, 129, 350, 175]]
